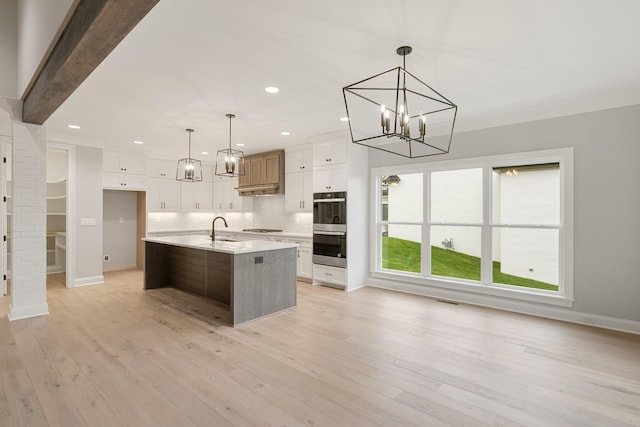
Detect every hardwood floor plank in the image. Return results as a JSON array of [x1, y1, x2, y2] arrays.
[[0, 270, 638, 426]]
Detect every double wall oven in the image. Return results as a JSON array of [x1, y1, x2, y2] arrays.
[[313, 191, 346, 268]]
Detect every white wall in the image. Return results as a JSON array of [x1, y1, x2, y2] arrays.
[[368, 104, 640, 325], [73, 145, 103, 286], [103, 190, 137, 270], [0, 0, 18, 98], [46, 147, 67, 182], [16, 0, 75, 97]]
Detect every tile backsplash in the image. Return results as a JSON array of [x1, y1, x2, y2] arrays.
[[147, 195, 312, 234]]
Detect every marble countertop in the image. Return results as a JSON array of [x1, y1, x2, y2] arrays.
[[147, 228, 312, 240], [143, 235, 299, 254]]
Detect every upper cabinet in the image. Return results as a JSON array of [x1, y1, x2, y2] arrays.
[[285, 144, 313, 174], [180, 181, 212, 211], [103, 150, 147, 190], [237, 149, 284, 196], [285, 144, 314, 212], [147, 158, 176, 179], [311, 135, 348, 193], [212, 176, 253, 212], [103, 151, 146, 175], [312, 137, 347, 167]]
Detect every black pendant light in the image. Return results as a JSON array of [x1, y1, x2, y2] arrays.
[[176, 128, 203, 182], [215, 113, 245, 177], [343, 46, 458, 158]]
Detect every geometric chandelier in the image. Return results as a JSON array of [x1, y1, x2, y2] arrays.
[[215, 113, 246, 177], [343, 46, 458, 158], [176, 128, 203, 182]]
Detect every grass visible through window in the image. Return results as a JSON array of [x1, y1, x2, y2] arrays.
[[381, 236, 558, 291]]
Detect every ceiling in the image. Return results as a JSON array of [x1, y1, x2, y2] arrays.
[[44, 0, 640, 160]]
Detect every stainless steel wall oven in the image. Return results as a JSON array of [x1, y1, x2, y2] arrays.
[[313, 192, 346, 268]]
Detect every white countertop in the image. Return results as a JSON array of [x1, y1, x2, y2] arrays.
[[147, 228, 312, 240], [143, 235, 299, 254]]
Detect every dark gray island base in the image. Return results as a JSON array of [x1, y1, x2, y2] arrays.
[[143, 236, 297, 326]]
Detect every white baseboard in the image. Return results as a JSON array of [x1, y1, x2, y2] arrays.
[[72, 275, 104, 287], [8, 302, 49, 321], [102, 265, 137, 273], [367, 278, 640, 335]]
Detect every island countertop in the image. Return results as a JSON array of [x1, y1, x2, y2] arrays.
[[143, 235, 298, 254]]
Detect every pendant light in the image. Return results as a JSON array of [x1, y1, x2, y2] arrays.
[[176, 128, 203, 182], [215, 113, 245, 177], [343, 46, 458, 158]]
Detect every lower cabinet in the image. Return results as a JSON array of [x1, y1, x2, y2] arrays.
[[289, 238, 312, 281], [312, 264, 346, 289]]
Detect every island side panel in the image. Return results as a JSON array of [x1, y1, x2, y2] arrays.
[[144, 241, 171, 289], [205, 251, 231, 305], [231, 247, 297, 325], [169, 246, 206, 296]]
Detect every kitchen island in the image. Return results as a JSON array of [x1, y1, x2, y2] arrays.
[[143, 235, 298, 326]]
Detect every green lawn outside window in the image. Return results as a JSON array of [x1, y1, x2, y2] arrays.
[[381, 236, 558, 291]]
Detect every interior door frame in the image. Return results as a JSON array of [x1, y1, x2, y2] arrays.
[[49, 142, 75, 288]]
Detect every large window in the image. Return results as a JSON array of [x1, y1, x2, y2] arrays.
[[372, 149, 573, 306]]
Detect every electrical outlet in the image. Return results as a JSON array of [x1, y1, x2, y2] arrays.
[[254, 256, 263, 264], [104, 255, 110, 262]]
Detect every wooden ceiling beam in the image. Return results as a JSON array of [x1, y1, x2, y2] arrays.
[[22, 0, 159, 124]]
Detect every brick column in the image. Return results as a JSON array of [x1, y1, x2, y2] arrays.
[[8, 120, 48, 320]]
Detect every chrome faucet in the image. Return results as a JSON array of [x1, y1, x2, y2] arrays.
[[211, 216, 228, 241]]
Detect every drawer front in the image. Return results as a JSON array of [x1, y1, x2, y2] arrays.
[[313, 264, 346, 287]]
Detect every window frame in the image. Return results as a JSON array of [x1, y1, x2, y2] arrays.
[[370, 148, 574, 307]]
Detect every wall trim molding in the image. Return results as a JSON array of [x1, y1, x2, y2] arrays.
[[73, 275, 104, 287], [8, 302, 49, 321], [366, 278, 640, 335]]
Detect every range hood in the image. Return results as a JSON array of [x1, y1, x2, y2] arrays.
[[236, 149, 285, 197], [235, 183, 280, 196]]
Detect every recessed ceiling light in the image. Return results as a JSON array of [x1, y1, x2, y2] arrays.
[[264, 86, 279, 94], [133, 140, 144, 145], [281, 131, 290, 136], [340, 117, 349, 122], [201, 151, 208, 155], [236, 143, 245, 147], [67, 124, 81, 129]]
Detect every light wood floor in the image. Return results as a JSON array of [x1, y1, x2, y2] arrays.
[[0, 270, 638, 426]]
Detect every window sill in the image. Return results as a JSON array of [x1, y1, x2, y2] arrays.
[[370, 270, 574, 308]]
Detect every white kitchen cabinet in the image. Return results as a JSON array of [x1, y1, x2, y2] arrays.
[[313, 264, 346, 289], [147, 177, 180, 211], [212, 176, 253, 212], [294, 238, 312, 280], [285, 144, 313, 174], [103, 172, 147, 190], [147, 158, 176, 179], [312, 137, 347, 167], [284, 170, 313, 212], [103, 151, 146, 175], [103, 150, 147, 190], [180, 181, 212, 211], [313, 163, 346, 192]]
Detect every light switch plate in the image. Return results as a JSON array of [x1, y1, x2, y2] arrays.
[[80, 217, 97, 226]]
